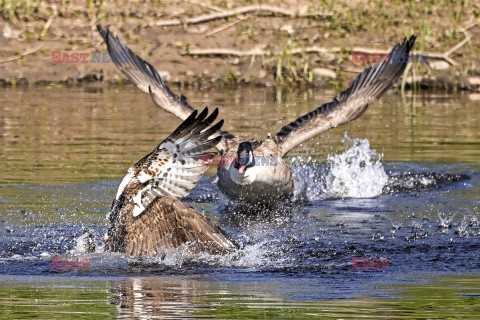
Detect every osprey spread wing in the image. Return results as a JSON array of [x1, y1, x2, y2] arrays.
[[105, 108, 239, 256]]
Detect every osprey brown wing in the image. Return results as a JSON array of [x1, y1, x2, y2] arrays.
[[122, 196, 239, 256], [105, 108, 239, 256]]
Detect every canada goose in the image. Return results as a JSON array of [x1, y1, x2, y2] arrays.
[[97, 25, 416, 206], [104, 107, 239, 256]]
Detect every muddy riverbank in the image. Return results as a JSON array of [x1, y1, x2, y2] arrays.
[[1, 0, 479, 91]]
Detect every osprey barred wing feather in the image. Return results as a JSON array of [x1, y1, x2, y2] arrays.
[[115, 107, 223, 217]]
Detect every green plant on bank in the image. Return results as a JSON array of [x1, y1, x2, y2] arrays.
[[86, 0, 104, 11], [183, 42, 191, 55], [1, 0, 40, 20], [402, 7, 431, 93], [9, 76, 17, 88], [24, 25, 33, 43], [303, 62, 314, 84], [275, 40, 298, 85], [86, 0, 106, 21], [451, 0, 466, 30], [237, 18, 260, 43], [126, 28, 140, 42], [376, 2, 396, 30], [221, 70, 240, 88], [325, 8, 367, 38], [320, 0, 472, 51], [213, 0, 255, 8], [329, 63, 343, 90], [273, 34, 348, 87], [275, 37, 318, 85], [337, 46, 351, 65]]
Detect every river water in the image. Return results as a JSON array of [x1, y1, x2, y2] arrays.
[[0, 86, 479, 319]]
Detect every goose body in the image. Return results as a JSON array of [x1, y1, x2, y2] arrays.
[[98, 25, 416, 206], [105, 108, 238, 256], [217, 139, 293, 205]]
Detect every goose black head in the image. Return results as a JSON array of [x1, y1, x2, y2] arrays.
[[235, 142, 255, 174]]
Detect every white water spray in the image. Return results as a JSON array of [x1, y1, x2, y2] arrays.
[[324, 133, 388, 198], [293, 133, 388, 201]]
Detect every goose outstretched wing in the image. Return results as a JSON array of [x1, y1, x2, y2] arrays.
[[275, 35, 416, 156], [97, 25, 235, 154]]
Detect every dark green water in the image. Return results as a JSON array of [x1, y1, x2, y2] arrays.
[[0, 86, 479, 319]]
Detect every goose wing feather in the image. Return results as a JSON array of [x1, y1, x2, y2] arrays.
[[97, 25, 235, 154], [275, 35, 416, 156]]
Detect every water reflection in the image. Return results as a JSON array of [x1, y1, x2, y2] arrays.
[[111, 275, 480, 319], [112, 277, 209, 319], [1, 274, 479, 319], [1, 87, 479, 184]]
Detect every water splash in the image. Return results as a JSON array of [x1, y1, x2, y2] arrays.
[[70, 229, 96, 254], [159, 241, 279, 268], [62, 227, 282, 270], [438, 212, 455, 229], [325, 133, 388, 198], [292, 133, 388, 201]]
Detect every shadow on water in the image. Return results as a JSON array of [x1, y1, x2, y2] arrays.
[[0, 86, 479, 318]]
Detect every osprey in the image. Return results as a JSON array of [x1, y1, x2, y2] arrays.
[[104, 107, 238, 256]]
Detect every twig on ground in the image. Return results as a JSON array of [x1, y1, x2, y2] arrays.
[[297, 23, 326, 29], [464, 20, 478, 31], [205, 16, 247, 37], [184, 35, 471, 66], [184, 45, 333, 57], [444, 27, 471, 57], [323, 65, 364, 74], [145, 4, 332, 27], [39, 10, 57, 40], [0, 45, 44, 64]]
